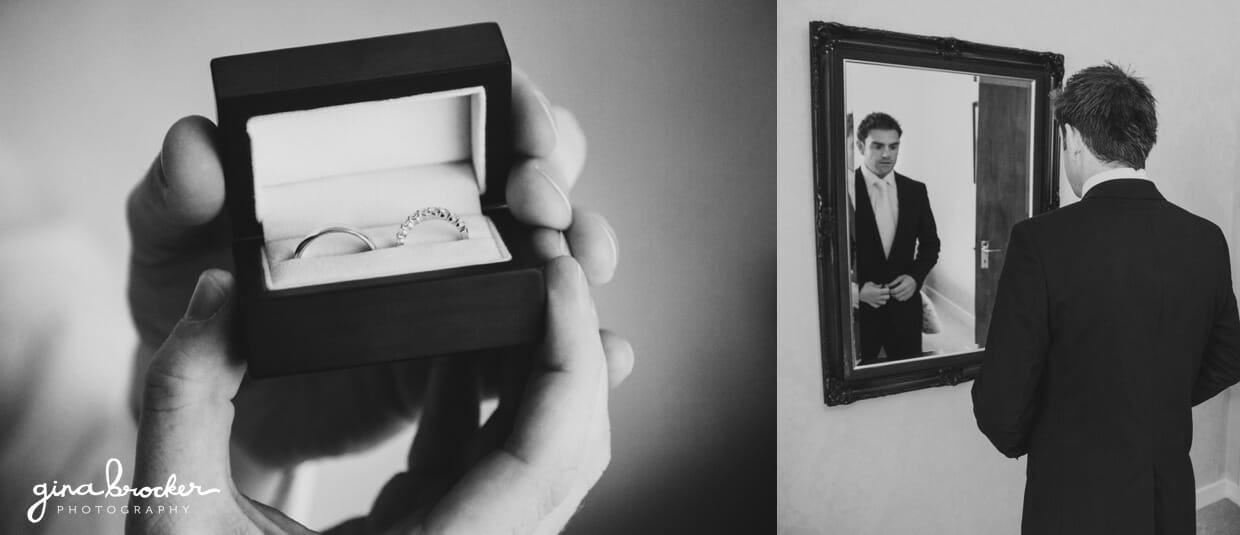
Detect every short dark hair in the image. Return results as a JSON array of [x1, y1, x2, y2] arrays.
[[1053, 62, 1157, 169], [845, 112, 854, 140], [856, 112, 902, 143]]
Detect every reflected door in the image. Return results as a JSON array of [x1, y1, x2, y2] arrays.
[[975, 77, 1032, 345]]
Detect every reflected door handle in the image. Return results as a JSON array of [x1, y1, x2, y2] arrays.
[[980, 240, 1003, 270]]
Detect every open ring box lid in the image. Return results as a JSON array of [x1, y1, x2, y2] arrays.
[[212, 23, 545, 378]]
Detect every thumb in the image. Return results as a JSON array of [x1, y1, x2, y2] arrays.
[[130, 269, 246, 528], [127, 116, 226, 262]]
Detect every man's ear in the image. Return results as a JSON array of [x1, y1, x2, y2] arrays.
[[855, 138, 865, 154], [1062, 125, 1084, 157]]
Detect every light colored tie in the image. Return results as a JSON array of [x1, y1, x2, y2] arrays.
[[871, 180, 895, 258]]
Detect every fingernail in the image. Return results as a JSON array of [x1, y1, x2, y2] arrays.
[[574, 257, 589, 286], [588, 213, 620, 265], [184, 271, 227, 321], [532, 163, 572, 215], [535, 89, 560, 149]]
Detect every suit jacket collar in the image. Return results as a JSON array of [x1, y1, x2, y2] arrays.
[[1081, 178, 1164, 201], [892, 173, 913, 247]]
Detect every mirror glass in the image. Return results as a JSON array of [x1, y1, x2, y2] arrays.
[[842, 60, 1035, 368]]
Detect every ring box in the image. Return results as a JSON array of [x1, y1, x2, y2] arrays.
[[211, 23, 545, 378]]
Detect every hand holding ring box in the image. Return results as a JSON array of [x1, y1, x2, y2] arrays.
[[211, 23, 544, 377]]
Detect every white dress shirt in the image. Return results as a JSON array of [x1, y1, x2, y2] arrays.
[[860, 164, 899, 257], [1081, 167, 1150, 197]]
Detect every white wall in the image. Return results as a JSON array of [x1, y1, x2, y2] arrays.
[[778, 1, 1240, 534]]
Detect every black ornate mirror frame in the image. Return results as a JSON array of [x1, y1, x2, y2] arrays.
[[810, 22, 1064, 405]]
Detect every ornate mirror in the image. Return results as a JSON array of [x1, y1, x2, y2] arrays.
[[810, 22, 1064, 405]]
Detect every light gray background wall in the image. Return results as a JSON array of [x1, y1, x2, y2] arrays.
[[0, 1, 774, 532], [779, 1, 1240, 534]]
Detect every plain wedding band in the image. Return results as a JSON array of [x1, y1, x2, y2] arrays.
[[292, 226, 378, 259]]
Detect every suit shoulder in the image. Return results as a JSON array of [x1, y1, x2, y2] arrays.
[[1009, 206, 1063, 235], [894, 174, 929, 200], [1019, 197, 1225, 243], [1006, 203, 1090, 246], [1141, 199, 1225, 242], [1156, 203, 1231, 268], [1167, 203, 1222, 232], [894, 173, 927, 189]]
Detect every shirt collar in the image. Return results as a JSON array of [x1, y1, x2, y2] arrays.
[[860, 164, 894, 189], [1081, 167, 1149, 197]]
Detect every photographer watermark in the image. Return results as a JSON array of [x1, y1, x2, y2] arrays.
[[27, 458, 220, 523]]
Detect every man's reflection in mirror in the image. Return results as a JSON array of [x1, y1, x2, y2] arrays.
[[851, 112, 941, 361]]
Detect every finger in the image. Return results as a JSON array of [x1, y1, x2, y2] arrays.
[[565, 210, 619, 285], [530, 228, 572, 262], [528, 355, 611, 535], [601, 330, 635, 388], [518, 206, 620, 289], [507, 159, 573, 229], [130, 270, 247, 530], [513, 69, 559, 158], [423, 257, 606, 533], [127, 116, 226, 265], [511, 256, 604, 459]]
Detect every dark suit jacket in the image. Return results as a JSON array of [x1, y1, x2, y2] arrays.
[[853, 169, 940, 289], [972, 179, 1240, 535], [853, 169, 940, 356]]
